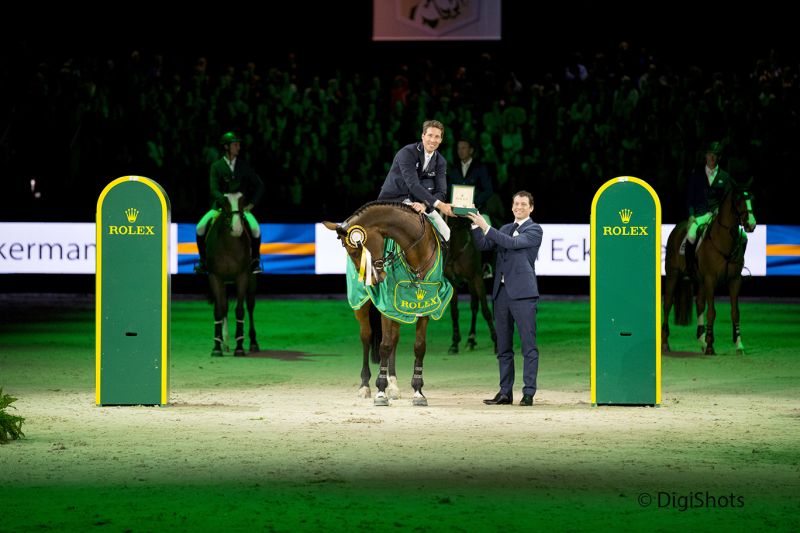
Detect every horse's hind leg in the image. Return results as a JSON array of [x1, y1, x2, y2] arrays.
[[467, 291, 479, 350], [702, 276, 716, 355], [695, 284, 708, 353], [411, 317, 430, 406], [247, 274, 259, 352], [448, 286, 461, 354], [730, 276, 744, 354], [662, 271, 676, 353]]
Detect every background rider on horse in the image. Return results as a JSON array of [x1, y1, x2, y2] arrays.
[[195, 132, 266, 274], [680, 141, 732, 259]]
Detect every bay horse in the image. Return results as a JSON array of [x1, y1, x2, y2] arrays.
[[323, 201, 446, 406], [443, 216, 496, 353], [205, 192, 259, 356], [662, 183, 756, 355]]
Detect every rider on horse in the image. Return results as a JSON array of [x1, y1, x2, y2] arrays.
[[377, 119, 455, 240], [195, 132, 265, 274], [680, 141, 732, 258]]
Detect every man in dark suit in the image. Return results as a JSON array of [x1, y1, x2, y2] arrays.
[[378, 120, 454, 237], [448, 137, 498, 277], [195, 132, 265, 274], [467, 191, 543, 406], [447, 138, 493, 212]]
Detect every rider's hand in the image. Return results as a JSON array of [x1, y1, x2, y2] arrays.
[[410, 202, 426, 213], [436, 201, 455, 217]]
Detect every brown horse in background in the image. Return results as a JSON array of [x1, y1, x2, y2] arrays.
[[205, 192, 259, 357], [324, 201, 444, 406], [443, 216, 496, 354], [662, 184, 756, 355]]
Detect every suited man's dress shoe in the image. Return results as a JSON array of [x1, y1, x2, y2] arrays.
[[483, 392, 513, 405], [519, 394, 534, 406]]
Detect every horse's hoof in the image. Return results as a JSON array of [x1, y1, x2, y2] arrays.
[[467, 340, 477, 350], [234, 349, 246, 357], [357, 386, 371, 399], [211, 350, 223, 357], [662, 343, 671, 353], [705, 346, 715, 355], [249, 343, 260, 353], [412, 392, 428, 406], [374, 395, 389, 407], [448, 345, 459, 354]]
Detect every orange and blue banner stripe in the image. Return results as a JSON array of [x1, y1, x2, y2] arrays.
[[767, 225, 800, 276], [177, 223, 315, 274]]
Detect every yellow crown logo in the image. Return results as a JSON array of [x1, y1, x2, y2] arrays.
[[125, 208, 139, 223], [618, 208, 632, 224], [415, 287, 427, 300]]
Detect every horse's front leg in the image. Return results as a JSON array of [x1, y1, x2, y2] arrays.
[[695, 283, 707, 353], [375, 318, 399, 406], [355, 306, 372, 398], [730, 275, 744, 354], [386, 339, 401, 400], [448, 286, 461, 354], [233, 276, 247, 356], [210, 275, 226, 357], [703, 276, 716, 355], [411, 317, 430, 406]]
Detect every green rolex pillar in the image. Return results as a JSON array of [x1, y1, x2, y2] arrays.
[[96, 176, 170, 405], [591, 177, 661, 406]]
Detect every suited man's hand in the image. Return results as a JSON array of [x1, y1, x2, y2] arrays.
[[466, 211, 489, 231]]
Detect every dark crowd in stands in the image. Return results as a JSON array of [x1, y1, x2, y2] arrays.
[[1, 39, 797, 225]]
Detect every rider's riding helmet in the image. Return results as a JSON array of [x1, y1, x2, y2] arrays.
[[220, 132, 242, 146], [706, 141, 723, 156]]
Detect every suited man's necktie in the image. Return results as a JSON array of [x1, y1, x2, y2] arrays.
[[510, 223, 519, 235]]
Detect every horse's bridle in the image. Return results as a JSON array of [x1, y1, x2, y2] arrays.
[[342, 212, 437, 280], [717, 190, 752, 231]]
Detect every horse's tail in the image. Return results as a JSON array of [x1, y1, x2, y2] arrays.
[[368, 304, 382, 364], [674, 275, 693, 326]]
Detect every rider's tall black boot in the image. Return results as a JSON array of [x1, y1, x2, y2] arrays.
[[194, 234, 208, 274], [251, 235, 262, 274]]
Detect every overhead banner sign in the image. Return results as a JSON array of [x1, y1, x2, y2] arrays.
[[373, 0, 501, 41]]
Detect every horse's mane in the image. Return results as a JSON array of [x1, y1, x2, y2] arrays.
[[348, 200, 420, 221]]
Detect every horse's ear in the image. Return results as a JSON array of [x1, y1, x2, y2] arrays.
[[322, 221, 340, 231]]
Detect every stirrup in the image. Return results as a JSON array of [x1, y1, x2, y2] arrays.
[[251, 259, 262, 274]]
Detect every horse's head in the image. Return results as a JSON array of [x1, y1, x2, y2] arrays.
[[220, 192, 246, 237], [322, 219, 387, 285], [730, 181, 757, 233]]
